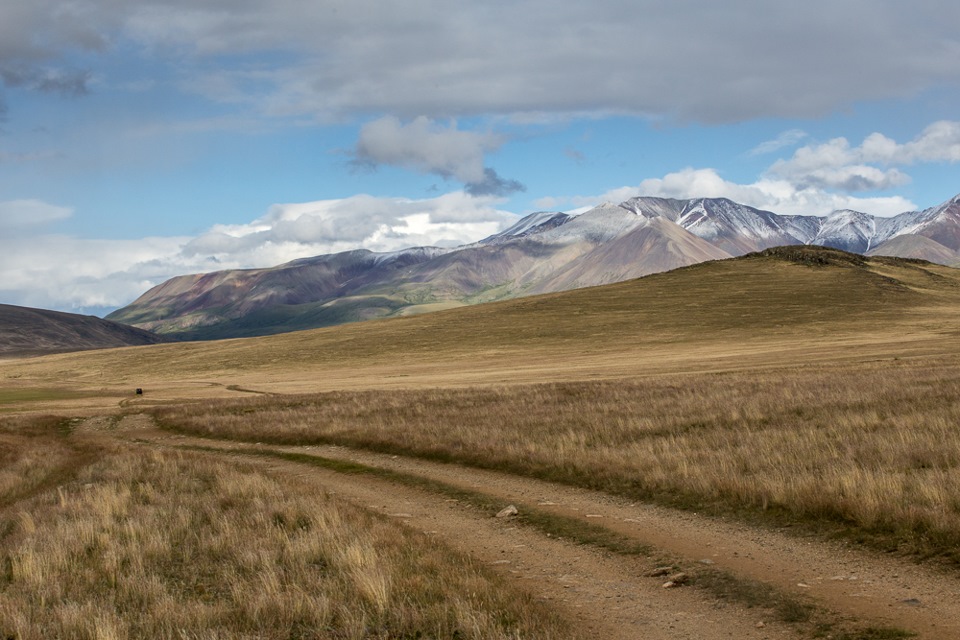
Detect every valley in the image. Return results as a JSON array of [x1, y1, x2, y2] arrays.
[[6, 2, 960, 638], [2, 247, 960, 638]]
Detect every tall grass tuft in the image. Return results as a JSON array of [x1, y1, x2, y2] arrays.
[[0, 447, 569, 639]]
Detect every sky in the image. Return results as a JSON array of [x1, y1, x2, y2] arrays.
[[2, 1, 960, 316]]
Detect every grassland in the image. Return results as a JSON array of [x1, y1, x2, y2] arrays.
[[0, 416, 569, 640], [1, 248, 960, 636], [0, 415, 99, 511], [154, 353, 960, 563], [5, 250, 960, 561], [3, 248, 959, 406]]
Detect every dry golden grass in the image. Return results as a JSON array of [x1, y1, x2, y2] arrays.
[[0, 439, 569, 639], [2, 251, 959, 561], [3, 250, 960, 407], [155, 354, 960, 562], [3, 252, 957, 636], [0, 415, 95, 512]]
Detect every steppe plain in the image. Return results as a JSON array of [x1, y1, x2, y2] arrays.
[[3, 247, 960, 638]]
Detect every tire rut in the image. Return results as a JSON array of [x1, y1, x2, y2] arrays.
[[122, 415, 960, 639], [303, 442, 960, 640], [120, 417, 802, 640]]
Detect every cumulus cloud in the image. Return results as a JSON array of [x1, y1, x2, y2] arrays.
[[0, 190, 519, 313], [887, 120, 960, 163], [551, 168, 916, 218], [354, 116, 501, 184], [185, 192, 515, 262], [464, 168, 526, 198], [352, 116, 525, 195], [0, 234, 193, 314], [769, 121, 960, 191]]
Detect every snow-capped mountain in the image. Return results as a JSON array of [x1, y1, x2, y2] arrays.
[[109, 193, 960, 339], [620, 197, 816, 253], [616, 193, 960, 262], [810, 210, 878, 253]]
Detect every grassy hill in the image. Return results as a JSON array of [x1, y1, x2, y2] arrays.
[[2, 247, 958, 409], [0, 304, 169, 358]]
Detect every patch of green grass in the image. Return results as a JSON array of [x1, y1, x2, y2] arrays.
[[693, 569, 813, 624], [827, 627, 915, 640], [0, 389, 100, 406]]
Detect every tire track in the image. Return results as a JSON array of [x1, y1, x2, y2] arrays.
[[120, 416, 802, 640], [124, 414, 960, 639], [302, 442, 960, 640]]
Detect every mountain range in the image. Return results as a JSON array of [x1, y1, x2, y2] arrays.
[[107, 193, 960, 339]]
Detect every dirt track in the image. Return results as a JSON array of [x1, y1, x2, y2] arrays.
[[114, 414, 960, 639]]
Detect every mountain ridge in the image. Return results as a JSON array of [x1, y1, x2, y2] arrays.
[[0, 303, 170, 357], [107, 193, 960, 340]]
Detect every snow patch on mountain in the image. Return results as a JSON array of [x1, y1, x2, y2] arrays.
[[812, 210, 878, 253], [537, 203, 648, 244], [371, 246, 451, 265], [481, 211, 571, 244]]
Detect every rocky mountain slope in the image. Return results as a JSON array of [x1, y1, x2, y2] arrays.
[[0, 304, 169, 357], [108, 193, 960, 340]]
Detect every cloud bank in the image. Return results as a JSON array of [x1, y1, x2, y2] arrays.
[[769, 121, 960, 191], [3, 1, 960, 123], [0, 192, 514, 313]]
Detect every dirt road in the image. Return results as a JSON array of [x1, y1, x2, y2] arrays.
[[114, 414, 960, 639]]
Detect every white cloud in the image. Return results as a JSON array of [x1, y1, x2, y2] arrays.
[[554, 168, 916, 218], [769, 121, 960, 191], [0, 190, 518, 313], [899, 120, 960, 163], [749, 129, 808, 156], [0, 199, 73, 230], [0, 234, 193, 313], [186, 192, 514, 261]]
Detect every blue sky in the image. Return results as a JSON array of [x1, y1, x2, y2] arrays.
[[2, 0, 960, 315]]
